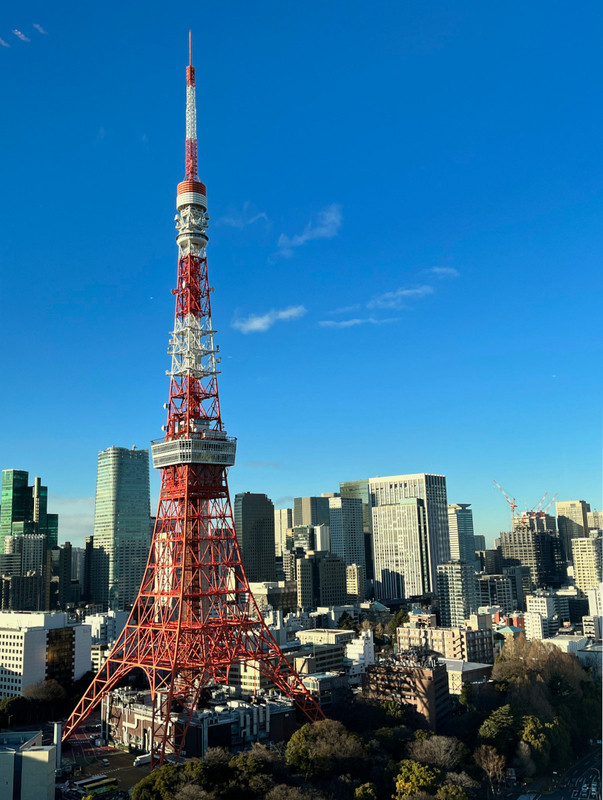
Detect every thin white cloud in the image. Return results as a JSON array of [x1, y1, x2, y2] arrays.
[[33, 24, 48, 34], [48, 495, 95, 547], [328, 303, 362, 315], [232, 305, 306, 334], [217, 202, 270, 229], [276, 204, 342, 257], [12, 30, 30, 42], [244, 460, 282, 469], [427, 266, 460, 278], [0, 38, 9, 48], [319, 317, 400, 329], [368, 284, 434, 309]]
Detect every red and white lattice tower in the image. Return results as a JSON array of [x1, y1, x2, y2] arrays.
[[63, 32, 323, 764]]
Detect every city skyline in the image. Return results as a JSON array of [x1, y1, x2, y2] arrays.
[[0, 2, 601, 546]]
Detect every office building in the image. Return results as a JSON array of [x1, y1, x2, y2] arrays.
[[339, 479, 374, 581], [474, 535, 486, 551], [82, 535, 94, 602], [525, 593, 558, 640], [0, 471, 58, 553], [247, 581, 298, 614], [448, 504, 476, 564], [92, 446, 151, 610], [84, 609, 129, 645], [556, 500, 590, 561], [0, 731, 56, 800], [274, 508, 293, 557], [571, 536, 602, 595], [234, 492, 276, 583], [587, 510, 603, 532], [4, 534, 46, 577], [0, 611, 91, 697], [71, 547, 86, 583], [297, 551, 347, 608], [48, 542, 72, 611], [346, 564, 365, 602], [500, 526, 562, 587], [477, 574, 514, 615], [437, 560, 477, 627], [371, 498, 430, 600], [362, 653, 451, 731], [328, 496, 365, 569], [293, 496, 329, 527], [369, 473, 450, 591], [1, 576, 46, 612], [587, 583, 603, 617]]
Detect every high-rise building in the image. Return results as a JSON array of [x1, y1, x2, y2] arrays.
[[371, 498, 430, 600], [477, 573, 514, 615], [274, 508, 293, 557], [525, 593, 558, 640], [48, 542, 72, 611], [83, 535, 94, 602], [234, 493, 276, 583], [328, 496, 365, 570], [556, 500, 590, 561], [500, 526, 562, 587], [293, 496, 329, 528], [571, 536, 602, 595], [473, 535, 486, 552], [436, 560, 477, 627], [4, 533, 46, 577], [587, 510, 603, 532], [0, 470, 58, 552], [296, 551, 347, 608], [448, 504, 476, 564], [369, 473, 450, 591], [339, 479, 373, 581], [71, 547, 86, 583], [92, 446, 151, 610], [346, 564, 365, 603]]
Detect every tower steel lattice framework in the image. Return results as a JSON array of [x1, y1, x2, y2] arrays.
[[63, 34, 323, 764]]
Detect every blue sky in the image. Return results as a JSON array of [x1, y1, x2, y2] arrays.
[[0, 1, 601, 547]]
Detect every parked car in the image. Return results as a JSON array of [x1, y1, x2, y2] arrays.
[[101, 758, 110, 767]]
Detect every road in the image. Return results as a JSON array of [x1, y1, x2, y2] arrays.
[[532, 749, 602, 800]]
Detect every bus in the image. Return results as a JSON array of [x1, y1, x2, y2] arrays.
[[80, 777, 119, 796], [74, 774, 108, 790]]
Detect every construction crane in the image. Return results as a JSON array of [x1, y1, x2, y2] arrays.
[[540, 493, 558, 519], [493, 480, 517, 522]]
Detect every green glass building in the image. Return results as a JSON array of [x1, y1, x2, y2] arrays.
[[0, 470, 58, 552]]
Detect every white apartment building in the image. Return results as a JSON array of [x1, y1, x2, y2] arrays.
[[524, 594, 559, 640], [369, 473, 450, 593], [0, 612, 91, 698], [84, 609, 129, 645], [437, 560, 477, 627], [344, 629, 375, 682], [371, 498, 430, 600], [571, 537, 602, 594]]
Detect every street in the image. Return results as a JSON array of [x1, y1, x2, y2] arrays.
[[530, 749, 602, 800]]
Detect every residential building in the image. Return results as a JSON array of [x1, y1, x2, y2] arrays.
[[571, 536, 602, 595], [297, 552, 347, 608], [439, 658, 493, 695], [587, 583, 603, 617], [437, 560, 477, 627], [293, 497, 329, 527], [362, 653, 451, 731], [344, 629, 375, 683], [0, 730, 56, 800], [4, 534, 47, 577], [234, 492, 276, 583], [340, 479, 373, 581], [0, 471, 58, 553], [524, 593, 558, 640], [582, 615, 602, 641], [0, 611, 92, 697], [448, 504, 476, 564], [346, 564, 365, 602], [248, 581, 298, 614], [500, 526, 562, 587], [328, 496, 365, 570], [556, 500, 590, 561], [92, 446, 152, 610], [397, 615, 495, 664], [274, 508, 293, 557], [369, 473, 450, 591], [371, 498, 430, 600], [84, 609, 129, 645]]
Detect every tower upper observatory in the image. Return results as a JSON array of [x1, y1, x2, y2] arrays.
[[177, 30, 207, 210]]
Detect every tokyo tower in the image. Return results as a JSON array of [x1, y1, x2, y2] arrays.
[[63, 33, 323, 764]]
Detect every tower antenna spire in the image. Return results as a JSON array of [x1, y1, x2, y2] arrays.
[[185, 30, 198, 180], [189, 28, 192, 67]]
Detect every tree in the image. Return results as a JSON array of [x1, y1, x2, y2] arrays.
[[393, 760, 443, 799], [285, 719, 367, 778], [478, 705, 515, 754], [23, 678, 66, 702], [435, 787, 468, 800], [354, 783, 378, 800], [338, 612, 357, 631], [513, 741, 536, 779], [474, 745, 506, 799], [265, 786, 325, 800], [387, 610, 410, 638], [520, 715, 550, 770], [381, 700, 408, 724], [408, 736, 464, 770], [174, 787, 214, 800]]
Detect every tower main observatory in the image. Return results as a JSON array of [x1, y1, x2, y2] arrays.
[[63, 33, 323, 765]]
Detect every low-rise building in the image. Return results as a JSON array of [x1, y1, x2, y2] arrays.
[[249, 581, 298, 614], [344, 629, 375, 683], [0, 731, 55, 800], [301, 672, 350, 713], [362, 653, 451, 731], [439, 658, 493, 695], [397, 614, 494, 664]]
